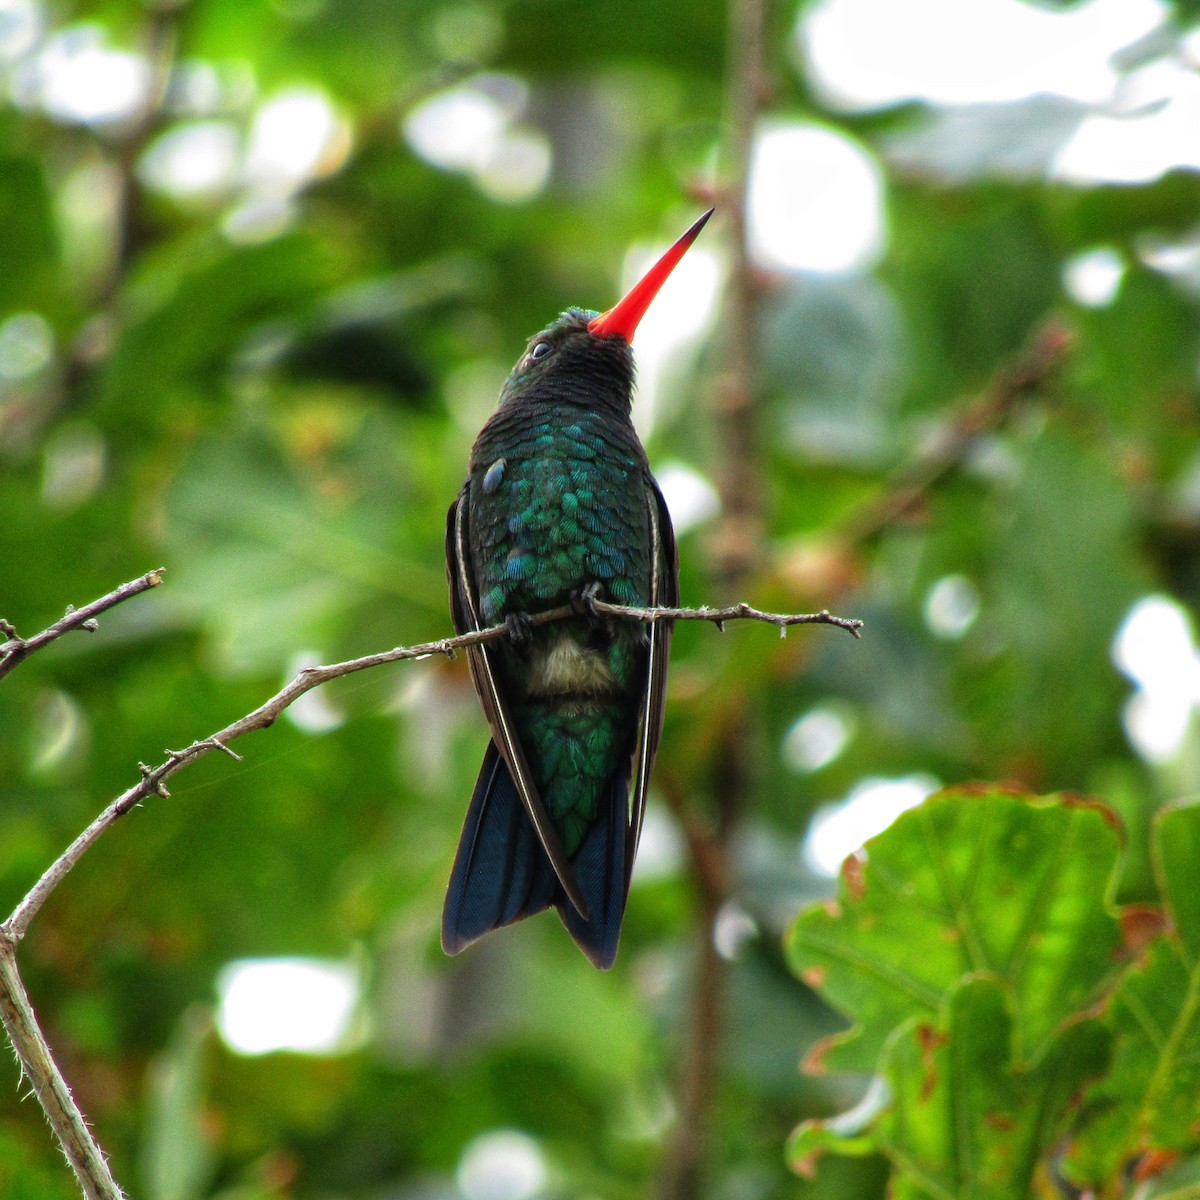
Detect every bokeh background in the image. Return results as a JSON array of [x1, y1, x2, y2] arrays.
[[3, 0, 1200, 1196]]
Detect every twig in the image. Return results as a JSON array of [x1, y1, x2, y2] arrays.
[[0, 569, 164, 682], [838, 317, 1074, 546], [0, 937, 126, 1200], [5, 591, 860, 944], [0, 571, 858, 1200], [592, 599, 861, 639]]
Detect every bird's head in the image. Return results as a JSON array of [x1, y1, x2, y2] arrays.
[[498, 209, 713, 411]]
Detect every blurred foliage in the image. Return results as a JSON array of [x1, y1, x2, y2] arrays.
[[1, 0, 1200, 1198], [787, 791, 1200, 1198]]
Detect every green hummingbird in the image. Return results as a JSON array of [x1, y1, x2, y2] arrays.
[[442, 210, 712, 968]]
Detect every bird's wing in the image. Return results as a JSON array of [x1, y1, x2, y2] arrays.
[[445, 486, 590, 918], [625, 476, 679, 887]]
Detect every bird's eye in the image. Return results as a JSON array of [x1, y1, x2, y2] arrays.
[[529, 341, 552, 361]]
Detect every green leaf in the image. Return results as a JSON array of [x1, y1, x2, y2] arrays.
[[1157, 798, 1200, 961], [789, 1077, 887, 1177], [881, 977, 1109, 1200], [1067, 800, 1200, 1186], [786, 789, 1122, 1074], [790, 978, 1111, 1195]]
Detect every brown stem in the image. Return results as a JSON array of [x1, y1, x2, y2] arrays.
[[838, 316, 1075, 546], [0, 935, 126, 1200], [0, 569, 164, 682], [659, 1, 768, 1196]]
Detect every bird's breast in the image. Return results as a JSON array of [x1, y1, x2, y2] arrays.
[[469, 405, 652, 621]]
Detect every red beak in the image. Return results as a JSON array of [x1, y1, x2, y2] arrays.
[[588, 208, 714, 343]]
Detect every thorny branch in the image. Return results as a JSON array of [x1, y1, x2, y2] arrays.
[[1, 570, 860, 1200], [0, 569, 164, 683], [6, 593, 859, 945], [0, 573, 168, 1200], [0, 945, 126, 1200]]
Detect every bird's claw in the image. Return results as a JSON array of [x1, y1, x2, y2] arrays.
[[572, 582, 604, 619], [505, 612, 535, 645]]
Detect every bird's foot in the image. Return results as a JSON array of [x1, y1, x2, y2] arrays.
[[571, 581, 604, 619], [505, 611, 535, 645]]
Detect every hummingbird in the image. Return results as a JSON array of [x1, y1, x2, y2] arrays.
[[442, 210, 712, 968]]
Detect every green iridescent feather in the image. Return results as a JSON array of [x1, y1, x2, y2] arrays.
[[443, 306, 678, 967]]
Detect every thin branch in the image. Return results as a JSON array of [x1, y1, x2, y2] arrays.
[[0, 569, 164, 682], [0, 571, 857, 1200], [5, 592, 860, 944], [592, 599, 862, 638], [838, 317, 1075, 546], [0, 936, 126, 1200]]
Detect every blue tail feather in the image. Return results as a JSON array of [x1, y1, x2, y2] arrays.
[[442, 743, 631, 968], [558, 777, 628, 969], [442, 742, 557, 955]]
